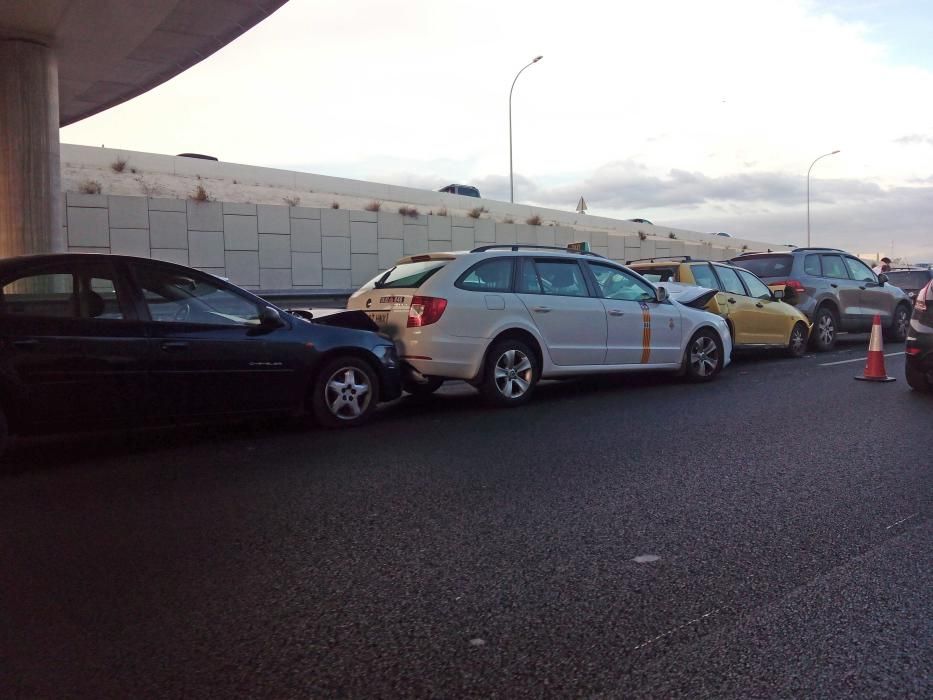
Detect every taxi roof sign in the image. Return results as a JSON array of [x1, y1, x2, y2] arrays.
[[567, 241, 591, 253]]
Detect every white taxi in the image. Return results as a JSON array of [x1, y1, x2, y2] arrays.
[[347, 245, 732, 405]]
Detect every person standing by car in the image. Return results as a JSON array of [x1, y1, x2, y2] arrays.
[[872, 257, 892, 274]]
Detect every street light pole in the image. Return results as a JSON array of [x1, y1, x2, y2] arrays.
[[806, 149, 840, 246], [509, 55, 542, 203]]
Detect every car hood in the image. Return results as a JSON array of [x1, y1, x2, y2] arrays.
[[657, 282, 719, 309]]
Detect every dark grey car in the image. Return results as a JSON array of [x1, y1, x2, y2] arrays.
[[886, 268, 933, 305], [730, 248, 912, 351]]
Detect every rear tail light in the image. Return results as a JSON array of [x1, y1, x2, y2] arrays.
[[773, 279, 806, 292], [915, 281, 930, 312], [407, 296, 447, 327]]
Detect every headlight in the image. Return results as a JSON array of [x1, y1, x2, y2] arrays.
[[373, 344, 398, 369]]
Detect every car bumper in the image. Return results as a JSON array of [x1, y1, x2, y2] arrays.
[[395, 333, 488, 381]]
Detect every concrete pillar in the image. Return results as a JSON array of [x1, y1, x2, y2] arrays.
[[0, 39, 63, 258]]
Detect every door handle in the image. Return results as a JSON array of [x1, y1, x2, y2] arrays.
[[160, 341, 190, 352], [532, 306, 552, 313], [830, 283, 838, 288], [11, 339, 39, 349], [608, 309, 625, 317], [728, 298, 736, 304], [859, 286, 866, 290], [756, 302, 764, 308]]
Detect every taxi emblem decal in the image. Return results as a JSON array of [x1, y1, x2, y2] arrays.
[[639, 302, 652, 363]]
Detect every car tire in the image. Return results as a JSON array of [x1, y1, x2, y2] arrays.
[[905, 361, 931, 392], [683, 328, 724, 382], [403, 376, 444, 397], [479, 339, 539, 407], [884, 304, 910, 343], [311, 356, 380, 428], [786, 322, 809, 358], [810, 306, 837, 351]]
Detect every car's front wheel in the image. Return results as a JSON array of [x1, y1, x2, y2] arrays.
[[480, 340, 539, 407], [884, 304, 910, 342], [311, 356, 380, 428], [905, 361, 931, 392], [684, 329, 723, 382], [786, 322, 809, 358], [811, 306, 837, 351]]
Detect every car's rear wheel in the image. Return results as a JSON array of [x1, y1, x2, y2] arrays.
[[480, 340, 539, 407], [884, 304, 910, 342], [403, 376, 444, 396], [684, 329, 723, 382], [311, 356, 379, 428], [811, 306, 837, 351], [786, 322, 809, 358], [905, 361, 931, 392]]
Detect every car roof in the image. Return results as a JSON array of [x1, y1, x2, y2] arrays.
[[394, 245, 610, 266]]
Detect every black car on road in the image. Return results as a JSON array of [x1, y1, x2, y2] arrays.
[[0, 254, 401, 458], [906, 279, 933, 392], [886, 267, 933, 306]]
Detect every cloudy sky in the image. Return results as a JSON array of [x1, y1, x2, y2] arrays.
[[62, 0, 933, 261]]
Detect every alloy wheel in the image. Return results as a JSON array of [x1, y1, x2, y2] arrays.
[[896, 308, 909, 337], [324, 367, 372, 420], [690, 336, 719, 377], [790, 325, 807, 355], [494, 349, 534, 399], [818, 313, 835, 346]]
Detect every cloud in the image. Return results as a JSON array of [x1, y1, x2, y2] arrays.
[[894, 134, 933, 146]]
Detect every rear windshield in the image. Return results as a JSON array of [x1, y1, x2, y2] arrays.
[[731, 254, 793, 278], [886, 271, 930, 289], [632, 266, 677, 282], [375, 260, 447, 289]]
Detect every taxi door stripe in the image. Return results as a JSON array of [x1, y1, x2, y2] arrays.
[[640, 302, 652, 363]]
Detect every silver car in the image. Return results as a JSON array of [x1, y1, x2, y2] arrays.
[[730, 247, 912, 351]]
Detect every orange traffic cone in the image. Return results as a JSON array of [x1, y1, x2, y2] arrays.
[[854, 314, 896, 382]]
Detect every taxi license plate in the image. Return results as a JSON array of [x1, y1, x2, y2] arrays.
[[367, 311, 389, 325]]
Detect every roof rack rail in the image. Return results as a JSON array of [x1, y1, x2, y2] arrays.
[[625, 255, 693, 265], [469, 244, 606, 258]]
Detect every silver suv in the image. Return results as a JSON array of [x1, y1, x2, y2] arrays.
[[730, 248, 912, 351]]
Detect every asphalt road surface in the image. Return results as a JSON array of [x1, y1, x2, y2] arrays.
[[2, 336, 930, 698]]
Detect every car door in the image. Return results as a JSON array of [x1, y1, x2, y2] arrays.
[[736, 269, 791, 344], [687, 262, 731, 317], [126, 260, 302, 419], [820, 254, 862, 325], [587, 261, 682, 365], [515, 257, 607, 366], [711, 264, 760, 344], [0, 258, 149, 433], [844, 256, 891, 323]]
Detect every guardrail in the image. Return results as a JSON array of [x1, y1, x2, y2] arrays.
[[256, 288, 353, 309]]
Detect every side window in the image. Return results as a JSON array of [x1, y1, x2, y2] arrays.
[[516, 258, 542, 294], [0, 271, 76, 318], [820, 255, 849, 279], [533, 260, 590, 297], [844, 257, 876, 283], [132, 264, 262, 326], [456, 258, 513, 292], [737, 269, 773, 300], [689, 264, 720, 289], [589, 262, 655, 301], [804, 254, 821, 276], [713, 265, 747, 295]]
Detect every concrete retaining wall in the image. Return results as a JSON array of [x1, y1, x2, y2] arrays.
[[63, 192, 752, 291]]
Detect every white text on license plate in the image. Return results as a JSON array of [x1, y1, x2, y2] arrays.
[[367, 311, 389, 324]]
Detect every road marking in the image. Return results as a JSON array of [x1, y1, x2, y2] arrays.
[[632, 608, 720, 650], [885, 513, 919, 530], [819, 351, 905, 367]]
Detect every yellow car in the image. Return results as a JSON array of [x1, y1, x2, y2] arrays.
[[629, 257, 812, 357]]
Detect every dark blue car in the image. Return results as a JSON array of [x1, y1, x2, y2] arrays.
[[0, 254, 401, 457]]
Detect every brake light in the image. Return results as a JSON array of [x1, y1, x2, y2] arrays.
[[407, 296, 447, 327], [774, 279, 806, 292], [915, 282, 930, 312]]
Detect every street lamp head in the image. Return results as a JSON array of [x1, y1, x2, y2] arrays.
[[533, 55, 543, 62]]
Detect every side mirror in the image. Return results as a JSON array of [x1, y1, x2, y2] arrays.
[[259, 305, 286, 328], [772, 288, 785, 300], [877, 273, 888, 285], [655, 286, 670, 303]]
